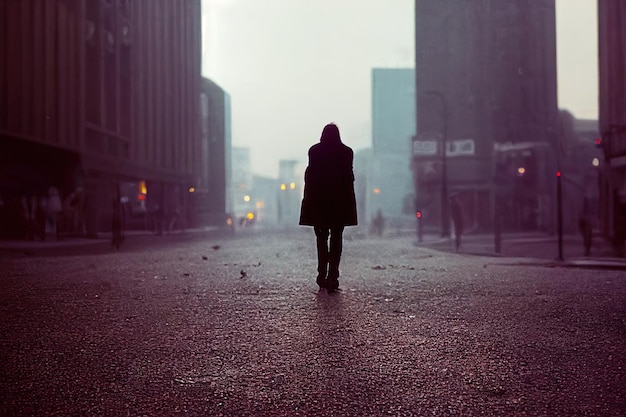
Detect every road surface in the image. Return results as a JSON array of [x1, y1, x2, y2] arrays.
[[1, 230, 625, 416]]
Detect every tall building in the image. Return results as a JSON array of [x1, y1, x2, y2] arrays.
[[277, 160, 301, 227], [598, 0, 626, 253], [198, 78, 232, 226], [414, 0, 558, 232], [252, 174, 279, 228], [369, 68, 416, 224], [231, 147, 254, 227], [0, 0, 201, 236]]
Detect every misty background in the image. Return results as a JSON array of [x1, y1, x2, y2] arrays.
[[201, 0, 598, 179]]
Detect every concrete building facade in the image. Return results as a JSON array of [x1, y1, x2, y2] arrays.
[[369, 68, 416, 227], [598, 0, 626, 253], [0, 0, 201, 237], [414, 0, 558, 233], [198, 78, 232, 227]]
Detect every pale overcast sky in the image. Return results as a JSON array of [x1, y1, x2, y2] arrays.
[[201, 0, 598, 178]]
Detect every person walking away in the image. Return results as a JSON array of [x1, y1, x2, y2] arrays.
[[299, 123, 358, 292], [34, 195, 46, 241], [168, 203, 182, 234], [578, 197, 593, 256], [111, 196, 124, 249], [47, 187, 62, 239], [370, 209, 385, 237], [449, 193, 464, 252], [24, 195, 37, 241]]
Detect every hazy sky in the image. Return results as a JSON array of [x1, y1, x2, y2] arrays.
[[201, 0, 598, 178]]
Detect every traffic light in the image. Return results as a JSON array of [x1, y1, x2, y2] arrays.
[[416, 211, 423, 242], [595, 137, 602, 148]]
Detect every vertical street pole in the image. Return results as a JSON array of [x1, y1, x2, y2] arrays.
[[557, 171, 563, 261], [415, 91, 450, 237], [441, 126, 449, 238], [416, 211, 423, 243], [438, 93, 450, 238], [418, 91, 449, 238], [494, 194, 501, 254]]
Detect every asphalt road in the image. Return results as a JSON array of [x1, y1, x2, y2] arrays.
[[1, 229, 625, 416]]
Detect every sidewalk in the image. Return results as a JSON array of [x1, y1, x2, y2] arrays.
[[2, 227, 625, 270], [0, 226, 223, 257], [416, 231, 626, 270]]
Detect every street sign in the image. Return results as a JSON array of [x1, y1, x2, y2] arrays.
[[413, 140, 437, 155], [413, 139, 476, 156], [447, 139, 475, 156]]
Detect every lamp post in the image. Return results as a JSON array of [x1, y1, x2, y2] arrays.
[[556, 170, 563, 261], [419, 90, 450, 237]]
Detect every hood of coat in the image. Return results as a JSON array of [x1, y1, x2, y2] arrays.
[[320, 123, 342, 145]]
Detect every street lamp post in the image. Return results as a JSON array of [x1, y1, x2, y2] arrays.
[[441, 115, 449, 238], [556, 170, 563, 261]]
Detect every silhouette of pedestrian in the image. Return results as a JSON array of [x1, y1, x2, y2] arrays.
[[370, 209, 385, 237], [47, 187, 62, 239], [24, 195, 33, 240], [300, 123, 358, 292], [449, 193, 463, 252], [578, 197, 593, 256], [112, 194, 124, 250]]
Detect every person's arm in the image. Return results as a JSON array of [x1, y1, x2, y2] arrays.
[[350, 149, 355, 182]]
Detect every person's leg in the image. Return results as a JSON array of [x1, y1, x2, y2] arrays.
[[327, 226, 344, 291], [314, 227, 329, 288]]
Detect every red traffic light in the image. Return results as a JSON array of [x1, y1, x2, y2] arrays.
[[595, 137, 602, 146], [416, 211, 422, 219]]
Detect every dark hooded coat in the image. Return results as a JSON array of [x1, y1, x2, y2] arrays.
[[299, 132, 358, 228]]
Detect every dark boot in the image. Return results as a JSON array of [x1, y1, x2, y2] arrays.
[[316, 249, 328, 289], [315, 227, 330, 289], [326, 226, 343, 292], [327, 257, 340, 291], [316, 273, 327, 289], [326, 274, 339, 293], [327, 259, 339, 292]]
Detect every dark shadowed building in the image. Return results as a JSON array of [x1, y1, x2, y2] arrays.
[[556, 112, 601, 234], [0, 0, 201, 236], [598, 0, 626, 253], [413, 0, 558, 233], [197, 78, 232, 227]]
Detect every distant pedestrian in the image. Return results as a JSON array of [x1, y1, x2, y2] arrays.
[[154, 204, 163, 235], [449, 193, 464, 252], [112, 197, 124, 250], [35, 195, 46, 241], [578, 197, 593, 256], [25, 195, 45, 241], [23, 195, 33, 240], [47, 187, 62, 239], [299, 123, 358, 292], [168, 204, 182, 234], [370, 209, 385, 237]]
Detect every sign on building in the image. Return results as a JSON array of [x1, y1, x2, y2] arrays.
[[412, 138, 476, 157], [413, 140, 438, 155], [447, 139, 475, 156]]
